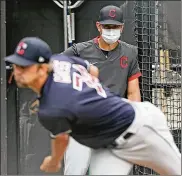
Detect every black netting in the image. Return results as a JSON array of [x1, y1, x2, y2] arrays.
[[133, 1, 181, 175]]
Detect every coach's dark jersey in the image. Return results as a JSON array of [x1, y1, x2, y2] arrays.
[[38, 54, 135, 149], [62, 37, 141, 97]]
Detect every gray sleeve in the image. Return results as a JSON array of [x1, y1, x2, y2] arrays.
[[61, 43, 80, 57], [61, 46, 75, 56]]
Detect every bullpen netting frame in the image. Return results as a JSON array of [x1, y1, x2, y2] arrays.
[[133, 1, 181, 175]]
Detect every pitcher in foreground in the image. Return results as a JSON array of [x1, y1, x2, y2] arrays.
[[5, 37, 181, 175]]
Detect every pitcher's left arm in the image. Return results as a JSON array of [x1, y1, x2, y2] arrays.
[[39, 116, 71, 173]]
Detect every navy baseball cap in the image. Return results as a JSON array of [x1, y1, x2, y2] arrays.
[[5, 37, 52, 66], [98, 5, 124, 25]]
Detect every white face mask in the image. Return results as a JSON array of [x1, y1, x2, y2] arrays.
[[101, 29, 121, 44]]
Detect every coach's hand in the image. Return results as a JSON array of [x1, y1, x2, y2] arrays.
[[40, 156, 61, 173]]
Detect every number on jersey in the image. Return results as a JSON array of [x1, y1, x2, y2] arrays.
[[72, 64, 107, 98], [52, 60, 72, 83]]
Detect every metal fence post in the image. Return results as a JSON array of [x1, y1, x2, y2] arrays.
[[63, 0, 68, 50]]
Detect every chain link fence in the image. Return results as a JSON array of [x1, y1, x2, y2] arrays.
[[133, 1, 181, 175]]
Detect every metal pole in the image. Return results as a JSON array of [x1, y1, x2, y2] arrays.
[[0, 0, 8, 174], [63, 0, 68, 50], [71, 12, 75, 42]]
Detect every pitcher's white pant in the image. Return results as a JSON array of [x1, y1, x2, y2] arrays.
[[64, 137, 92, 175], [90, 101, 181, 175], [64, 138, 133, 175], [65, 101, 181, 175]]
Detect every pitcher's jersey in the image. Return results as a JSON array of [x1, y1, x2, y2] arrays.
[[38, 54, 135, 149]]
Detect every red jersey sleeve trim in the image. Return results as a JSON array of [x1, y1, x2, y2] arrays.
[[128, 72, 142, 82]]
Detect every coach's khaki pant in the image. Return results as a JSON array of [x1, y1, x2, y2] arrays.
[[65, 102, 181, 175]]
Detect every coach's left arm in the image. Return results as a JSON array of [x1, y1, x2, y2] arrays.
[[127, 47, 141, 102]]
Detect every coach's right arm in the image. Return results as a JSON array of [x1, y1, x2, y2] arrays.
[[127, 47, 141, 102]]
